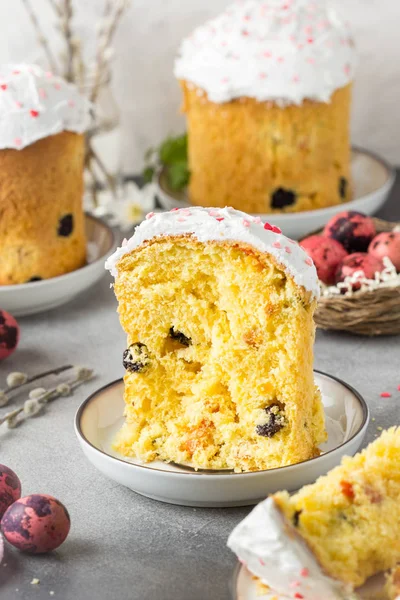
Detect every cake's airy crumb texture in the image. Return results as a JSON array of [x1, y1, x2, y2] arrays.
[[0, 131, 87, 284], [112, 236, 326, 472], [274, 427, 400, 588], [181, 82, 352, 214]]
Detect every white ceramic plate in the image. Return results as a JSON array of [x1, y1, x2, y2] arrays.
[[156, 147, 395, 240], [0, 215, 116, 317], [232, 564, 387, 600], [75, 371, 369, 508]]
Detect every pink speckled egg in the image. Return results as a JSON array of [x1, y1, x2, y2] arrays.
[[336, 253, 384, 288], [0, 310, 20, 360], [300, 235, 347, 284], [323, 211, 376, 253], [0, 465, 21, 518], [1, 494, 70, 554], [368, 231, 400, 271]]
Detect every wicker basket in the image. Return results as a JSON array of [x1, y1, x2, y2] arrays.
[[305, 218, 400, 336]]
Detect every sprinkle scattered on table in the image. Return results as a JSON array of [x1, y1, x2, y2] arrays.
[[31, 578, 40, 585], [380, 392, 392, 398]]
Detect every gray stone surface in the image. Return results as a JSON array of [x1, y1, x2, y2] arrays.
[[0, 177, 399, 600]]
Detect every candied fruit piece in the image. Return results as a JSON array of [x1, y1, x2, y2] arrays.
[[58, 214, 74, 237], [256, 403, 286, 438], [340, 480, 355, 500], [293, 509, 302, 527], [123, 343, 150, 373], [339, 177, 348, 199]]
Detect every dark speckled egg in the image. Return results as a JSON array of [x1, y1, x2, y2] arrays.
[[1, 494, 70, 554], [0, 310, 20, 360], [0, 465, 21, 518], [323, 211, 376, 253]]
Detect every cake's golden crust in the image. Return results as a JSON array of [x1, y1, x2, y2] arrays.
[[113, 236, 326, 472], [181, 82, 352, 214], [274, 427, 400, 588], [0, 131, 86, 284]]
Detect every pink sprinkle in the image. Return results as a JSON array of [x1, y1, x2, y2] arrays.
[[264, 222, 273, 231], [307, 57, 316, 65], [54, 82, 62, 90], [259, 558, 265, 566], [398, 384, 400, 391], [300, 568, 310, 577], [216, 217, 224, 222], [145, 212, 155, 220], [259, 72, 267, 79], [305, 257, 313, 266], [294, 594, 304, 599], [243, 14, 251, 21], [380, 392, 392, 398], [273, 241, 281, 249], [277, 56, 285, 63], [253, 216, 262, 224], [177, 217, 186, 222], [242, 29, 250, 36], [344, 63, 351, 76], [209, 209, 220, 216], [45, 71, 53, 78], [121, 238, 128, 247], [293, 75, 300, 83], [272, 226, 282, 234], [263, 51, 272, 58], [285, 246, 292, 254], [14, 137, 22, 147], [307, 37, 314, 44], [290, 581, 301, 588], [171, 207, 179, 212], [12, 70, 20, 75], [0, 84, 7, 91], [243, 219, 251, 228], [30, 109, 39, 118], [15, 101, 23, 109], [38, 88, 47, 99], [68, 99, 75, 107]]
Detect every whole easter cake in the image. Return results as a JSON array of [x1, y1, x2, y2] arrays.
[[228, 427, 400, 598], [0, 64, 91, 284], [175, 0, 356, 213], [106, 206, 326, 472]]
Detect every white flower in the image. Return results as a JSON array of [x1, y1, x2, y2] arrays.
[[105, 181, 157, 231]]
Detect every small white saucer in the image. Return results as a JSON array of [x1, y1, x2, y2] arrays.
[[156, 147, 395, 240], [75, 371, 369, 508], [0, 215, 115, 317], [232, 564, 387, 600]]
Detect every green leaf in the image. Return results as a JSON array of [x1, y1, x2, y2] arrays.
[[142, 166, 155, 183], [167, 161, 190, 191], [159, 134, 188, 166]]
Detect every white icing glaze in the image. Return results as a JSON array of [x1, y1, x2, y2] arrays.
[[227, 497, 353, 600], [0, 64, 91, 149], [174, 0, 357, 105], [105, 206, 319, 298]]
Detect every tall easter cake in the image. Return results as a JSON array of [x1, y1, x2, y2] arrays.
[[228, 427, 400, 598], [106, 206, 326, 472], [0, 64, 91, 285], [175, 0, 356, 214]]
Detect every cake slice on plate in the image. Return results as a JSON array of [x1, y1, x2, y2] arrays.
[[228, 427, 400, 598], [106, 206, 325, 472]]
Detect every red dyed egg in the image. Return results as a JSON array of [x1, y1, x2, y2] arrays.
[[323, 211, 376, 253], [336, 253, 383, 289], [300, 235, 347, 284], [1, 494, 70, 554], [0, 465, 21, 518], [0, 310, 20, 360], [368, 231, 400, 271]]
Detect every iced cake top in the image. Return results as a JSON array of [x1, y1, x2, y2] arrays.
[[0, 63, 92, 150], [174, 0, 356, 105], [228, 497, 352, 600], [105, 206, 319, 299]]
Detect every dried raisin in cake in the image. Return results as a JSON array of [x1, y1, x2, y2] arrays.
[[174, 0, 356, 214], [228, 428, 400, 597], [106, 206, 326, 472], [0, 64, 91, 284]]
